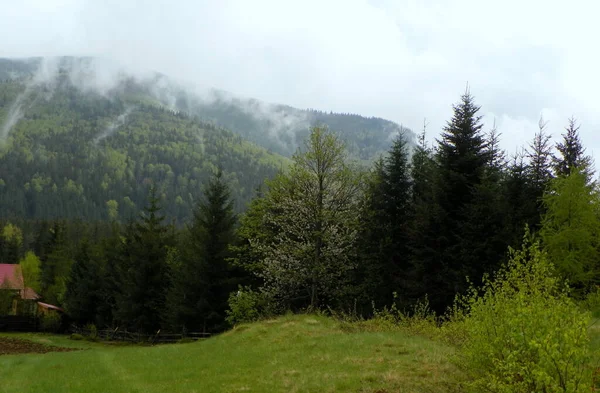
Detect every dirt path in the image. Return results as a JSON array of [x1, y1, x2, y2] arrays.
[[0, 337, 79, 355]]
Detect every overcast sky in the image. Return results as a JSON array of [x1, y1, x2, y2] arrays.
[[2, 0, 599, 162]]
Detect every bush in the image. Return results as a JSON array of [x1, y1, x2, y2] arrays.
[[374, 293, 438, 334], [580, 287, 600, 318], [451, 229, 593, 393], [225, 286, 271, 326], [70, 333, 84, 341], [40, 312, 62, 333], [84, 323, 98, 339], [340, 294, 439, 335]]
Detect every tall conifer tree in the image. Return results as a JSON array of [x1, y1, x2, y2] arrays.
[[358, 132, 412, 308], [165, 170, 237, 332], [411, 89, 492, 312], [553, 117, 593, 180], [116, 186, 173, 333]]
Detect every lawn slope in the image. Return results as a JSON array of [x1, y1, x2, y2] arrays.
[[0, 315, 458, 393]]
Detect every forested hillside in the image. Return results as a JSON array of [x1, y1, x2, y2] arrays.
[[0, 74, 290, 223], [182, 93, 412, 160], [0, 57, 414, 162]]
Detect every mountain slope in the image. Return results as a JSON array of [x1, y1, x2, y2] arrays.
[[0, 56, 414, 223], [0, 75, 287, 222], [0, 57, 415, 161], [174, 92, 414, 160]]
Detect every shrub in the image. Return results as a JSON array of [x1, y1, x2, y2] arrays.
[[343, 293, 439, 335], [225, 286, 271, 326], [84, 323, 98, 339], [451, 229, 593, 393], [40, 312, 62, 333], [580, 287, 600, 318], [69, 333, 84, 341]]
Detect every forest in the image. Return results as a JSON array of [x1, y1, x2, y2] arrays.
[[1, 86, 596, 338]]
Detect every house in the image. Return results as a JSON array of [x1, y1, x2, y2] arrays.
[[0, 264, 40, 315]]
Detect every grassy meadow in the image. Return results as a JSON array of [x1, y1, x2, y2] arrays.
[[0, 314, 459, 393]]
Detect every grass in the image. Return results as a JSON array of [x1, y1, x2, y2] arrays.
[[0, 314, 459, 393]]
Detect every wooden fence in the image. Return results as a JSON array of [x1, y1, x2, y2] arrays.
[[0, 316, 38, 332], [69, 325, 211, 344]]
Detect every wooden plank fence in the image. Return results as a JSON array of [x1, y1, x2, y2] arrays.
[[69, 325, 211, 344]]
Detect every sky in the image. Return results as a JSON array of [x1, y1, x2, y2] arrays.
[[1, 0, 599, 162]]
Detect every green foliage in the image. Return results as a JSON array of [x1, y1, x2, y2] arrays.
[[106, 200, 119, 222], [580, 287, 600, 318], [451, 229, 593, 393], [246, 126, 363, 311], [357, 132, 413, 311], [229, 189, 272, 280], [527, 120, 554, 202], [225, 286, 271, 326], [410, 90, 499, 313], [40, 222, 73, 306], [362, 293, 439, 336], [540, 168, 600, 294], [84, 323, 99, 341], [164, 170, 238, 333], [65, 241, 103, 325], [40, 312, 62, 333], [19, 251, 41, 293], [0, 77, 287, 223], [553, 117, 593, 180], [0, 279, 16, 315], [116, 188, 175, 333], [69, 333, 84, 341], [1, 222, 22, 263], [2, 222, 22, 246]]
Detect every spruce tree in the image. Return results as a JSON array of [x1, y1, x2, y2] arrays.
[[358, 132, 413, 309], [412, 89, 491, 313], [553, 117, 593, 180], [116, 186, 174, 333], [40, 222, 73, 306], [410, 127, 434, 204], [65, 240, 102, 325], [96, 223, 124, 327], [459, 122, 510, 280], [381, 132, 413, 252], [502, 151, 538, 248], [356, 158, 391, 311], [526, 117, 554, 228], [165, 170, 236, 332], [405, 126, 436, 305]]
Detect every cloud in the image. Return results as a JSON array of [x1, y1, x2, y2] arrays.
[[94, 106, 134, 144], [0, 0, 598, 159]]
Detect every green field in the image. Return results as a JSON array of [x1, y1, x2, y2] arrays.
[[0, 315, 459, 393]]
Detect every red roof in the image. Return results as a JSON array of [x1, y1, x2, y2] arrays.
[[0, 264, 24, 290], [23, 287, 40, 300]]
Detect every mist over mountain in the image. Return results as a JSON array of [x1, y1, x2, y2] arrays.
[[0, 56, 414, 223], [0, 56, 414, 160], [0, 58, 288, 222]]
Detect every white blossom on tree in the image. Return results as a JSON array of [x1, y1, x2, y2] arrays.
[[252, 126, 363, 309]]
